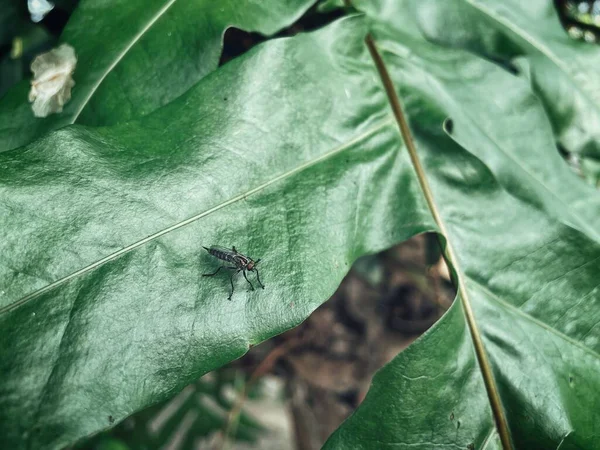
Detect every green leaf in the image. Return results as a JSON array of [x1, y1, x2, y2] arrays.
[[0, 0, 316, 153], [324, 1, 600, 448], [0, 16, 433, 449], [400, 0, 600, 184], [365, 0, 600, 242], [317, 0, 346, 14], [2, 3, 600, 450]]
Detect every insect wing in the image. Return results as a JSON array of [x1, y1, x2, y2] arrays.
[[209, 245, 236, 254], [206, 245, 253, 269], [233, 254, 251, 268], [205, 245, 237, 263]]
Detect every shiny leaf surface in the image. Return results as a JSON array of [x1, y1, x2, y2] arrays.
[[2, 2, 600, 450], [0, 0, 316, 152], [0, 16, 433, 449], [325, 1, 600, 448], [404, 0, 600, 184]]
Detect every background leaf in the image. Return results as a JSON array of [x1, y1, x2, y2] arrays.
[[400, 0, 600, 185], [78, 373, 265, 450], [0, 0, 316, 152], [362, 0, 600, 240], [324, 1, 600, 448]]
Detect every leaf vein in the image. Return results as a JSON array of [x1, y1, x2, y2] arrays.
[[467, 277, 600, 361], [71, 0, 180, 121], [0, 118, 394, 315]]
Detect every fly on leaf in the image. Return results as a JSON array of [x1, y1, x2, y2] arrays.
[[202, 246, 265, 300]]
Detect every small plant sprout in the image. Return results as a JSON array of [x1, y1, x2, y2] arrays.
[[202, 246, 265, 300]]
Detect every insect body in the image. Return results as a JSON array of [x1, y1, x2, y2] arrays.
[[203, 246, 265, 300]]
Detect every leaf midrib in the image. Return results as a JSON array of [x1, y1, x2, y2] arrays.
[[0, 118, 394, 315], [364, 33, 513, 449], [70, 0, 179, 122]]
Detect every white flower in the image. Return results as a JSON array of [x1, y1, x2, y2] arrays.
[[28, 0, 54, 23], [28, 44, 77, 118]]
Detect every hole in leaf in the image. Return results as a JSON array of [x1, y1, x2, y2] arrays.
[[554, 0, 600, 43], [230, 233, 455, 446], [487, 56, 520, 75], [444, 118, 454, 134], [219, 4, 345, 67]]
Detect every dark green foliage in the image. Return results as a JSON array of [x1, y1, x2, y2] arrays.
[[1, 1, 599, 449]]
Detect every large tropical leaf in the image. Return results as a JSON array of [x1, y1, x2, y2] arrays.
[[2, 4, 600, 450], [0, 0, 316, 152], [0, 16, 434, 449], [363, 0, 600, 241], [323, 1, 600, 449], [405, 0, 600, 184]]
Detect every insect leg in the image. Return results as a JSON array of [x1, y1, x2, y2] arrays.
[[228, 270, 239, 300], [203, 266, 225, 277], [242, 270, 255, 291], [254, 269, 265, 289]]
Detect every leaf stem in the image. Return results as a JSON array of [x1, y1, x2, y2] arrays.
[[364, 34, 513, 450]]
